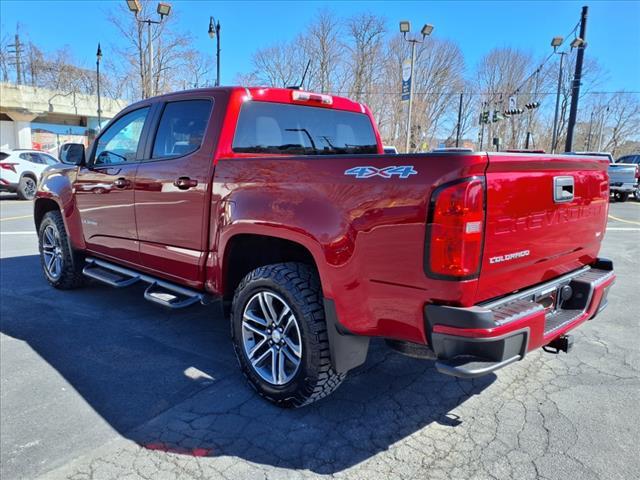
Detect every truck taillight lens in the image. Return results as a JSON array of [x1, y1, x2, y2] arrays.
[[0, 162, 18, 173], [425, 177, 485, 279]]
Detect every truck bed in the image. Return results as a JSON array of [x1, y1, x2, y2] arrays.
[[213, 150, 610, 343]]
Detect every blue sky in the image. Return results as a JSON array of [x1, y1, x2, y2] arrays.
[[1, 0, 639, 91]]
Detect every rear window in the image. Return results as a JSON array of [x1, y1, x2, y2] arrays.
[[232, 101, 378, 155], [0, 153, 8, 160]]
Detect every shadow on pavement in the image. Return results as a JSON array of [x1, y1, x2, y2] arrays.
[[0, 254, 495, 474]]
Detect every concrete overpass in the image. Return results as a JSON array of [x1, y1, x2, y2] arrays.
[[0, 82, 129, 151]]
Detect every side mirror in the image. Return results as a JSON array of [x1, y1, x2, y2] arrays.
[[59, 143, 86, 166]]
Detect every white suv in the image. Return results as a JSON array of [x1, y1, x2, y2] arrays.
[[0, 149, 60, 200]]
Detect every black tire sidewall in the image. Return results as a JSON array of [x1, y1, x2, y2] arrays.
[[37, 211, 83, 289], [231, 270, 324, 405]]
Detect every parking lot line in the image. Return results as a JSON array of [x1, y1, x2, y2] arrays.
[[0, 214, 33, 222], [0, 231, 36, 235], [607, 214, 640, 226], [607, 227, 640, 231]]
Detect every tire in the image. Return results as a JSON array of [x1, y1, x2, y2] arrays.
[[38, 210, 86, 289], [231, 262, 345, 408], [17, 176, 37, 200], [614, 191, 629, 202], [635, 189, 640, 202]]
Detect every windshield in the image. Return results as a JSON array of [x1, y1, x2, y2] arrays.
[[233, 101, 378, 155]]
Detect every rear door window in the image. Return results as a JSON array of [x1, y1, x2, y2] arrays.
[[152, 100, 212, 159], [232, 102, 378, 155]]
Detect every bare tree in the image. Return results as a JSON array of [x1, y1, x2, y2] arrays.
[[306, 10, 343, 93], [344, 13, 386, 105]]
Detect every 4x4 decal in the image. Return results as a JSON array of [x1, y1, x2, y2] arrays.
[[344, 166, 418, 179]]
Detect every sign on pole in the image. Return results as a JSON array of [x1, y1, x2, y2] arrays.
[[401, 59, 411, 102]]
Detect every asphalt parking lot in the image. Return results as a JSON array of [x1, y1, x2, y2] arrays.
[[1, 194, 638, 480]]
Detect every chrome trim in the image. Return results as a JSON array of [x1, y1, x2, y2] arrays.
[[554, 176, 574, 203]]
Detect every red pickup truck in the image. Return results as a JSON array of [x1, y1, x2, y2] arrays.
[[34, 87, 615, 407]]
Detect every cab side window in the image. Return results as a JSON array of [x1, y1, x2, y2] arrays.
[[94, 107, 149, 166], [151, 100, 212, 159]]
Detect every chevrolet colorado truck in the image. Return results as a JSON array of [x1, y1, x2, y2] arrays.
[[34, 87, 616, 407]]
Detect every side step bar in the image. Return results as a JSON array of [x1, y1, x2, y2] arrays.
[[83, 257, 209, 309]]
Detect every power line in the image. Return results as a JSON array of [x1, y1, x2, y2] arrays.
[[323, 90, 640, 96]]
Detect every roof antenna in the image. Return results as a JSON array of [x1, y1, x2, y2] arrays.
[[288, 59, 311, 90]]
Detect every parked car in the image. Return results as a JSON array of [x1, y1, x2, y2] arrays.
[[34, 87, 615, 407], [571, 151, 638, 202], [383, 145, 398, 154], [615, 153, 640, 200], [0, 149, 59, 200]]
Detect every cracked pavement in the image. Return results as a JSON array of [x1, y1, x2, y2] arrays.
[[1, 199, 639, 480]]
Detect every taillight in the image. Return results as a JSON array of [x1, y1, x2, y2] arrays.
[[425, 177, 485, 279], [0, 162, 18, 173], [635, 165, 639, 179]]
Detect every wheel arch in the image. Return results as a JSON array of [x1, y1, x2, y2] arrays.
[[221, 232, 319, 302], [34, 197, 61, 231]]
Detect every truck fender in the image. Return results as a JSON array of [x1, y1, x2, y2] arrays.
[[34, 166, 86, 251]]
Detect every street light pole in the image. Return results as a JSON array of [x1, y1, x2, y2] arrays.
[[126, 1, 171, 98], [405, 40, 416, 153], [551, 51, 566, 153], [208, 16, 221, 86], [399, 21, 433, 153], [96, 43, 102, 128]]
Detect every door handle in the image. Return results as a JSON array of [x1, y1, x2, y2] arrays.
[[113, 177, 130, 189], [174, 177, 198, 190]]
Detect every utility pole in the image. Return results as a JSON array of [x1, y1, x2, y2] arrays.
[[455, 92, 463, 147], [564, 5, 589, 152], [585, 110, 594, 150], [8, 33, 23, 84]]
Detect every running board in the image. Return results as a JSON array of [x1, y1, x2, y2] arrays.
[[83, 257, 208, 309]]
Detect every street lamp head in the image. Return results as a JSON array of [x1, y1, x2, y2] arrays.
[[399, 21, 410, 34], [551, 36, 563, 48], [126, 0, 141, 14], [208, 16, 215, 38], [421, 24, 434, 37], [96, 43, 102, 60], [157, 2, 171, 18], [570, 37, 585, 48]]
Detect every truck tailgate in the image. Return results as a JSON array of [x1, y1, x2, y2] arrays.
[[608, 163, 637, 184], [476, 153, 610, 302]]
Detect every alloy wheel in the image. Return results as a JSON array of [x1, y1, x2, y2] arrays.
[[42, 224, 63, 280], [241, 290, 302, 386]]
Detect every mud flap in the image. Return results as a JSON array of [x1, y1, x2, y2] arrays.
[[323, 298, 370, 373]]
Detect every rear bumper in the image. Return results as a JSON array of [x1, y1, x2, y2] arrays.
[[610, 182, 638, 193], [425, 258, 615, 378], [0, 179, 17, 192]]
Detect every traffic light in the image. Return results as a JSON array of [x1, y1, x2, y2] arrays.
[[525, 101, 540, 110], [492, 110, 504, 122], [479, 111, 490, 125]]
